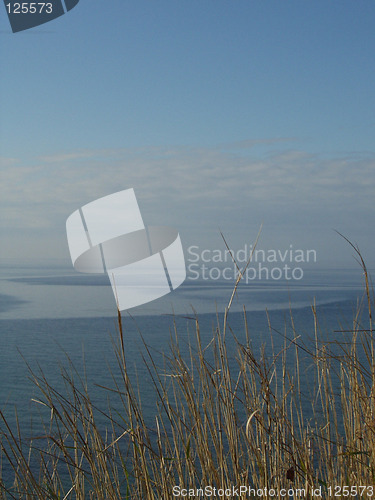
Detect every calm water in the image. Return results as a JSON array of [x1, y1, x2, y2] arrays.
[[0, 264, 368, 409], [0, 263, 371, 488]]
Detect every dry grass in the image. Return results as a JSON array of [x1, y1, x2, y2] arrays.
[[0, 242, 374, 499]]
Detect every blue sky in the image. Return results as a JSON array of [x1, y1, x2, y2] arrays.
[[1, 0, 374, 267]]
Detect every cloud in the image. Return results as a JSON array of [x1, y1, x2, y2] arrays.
[[38, 150, 100, 163], [0, 157, 19, 168], [220, 137, 298, 149], [1, 144, 374, 236]]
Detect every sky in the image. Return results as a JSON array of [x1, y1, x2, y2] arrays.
[[1, 0, 374, 269]]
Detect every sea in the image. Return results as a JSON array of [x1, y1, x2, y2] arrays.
[[0, 261, 372, 489]]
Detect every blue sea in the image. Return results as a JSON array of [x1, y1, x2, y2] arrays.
[[0, 262, 371, 488]]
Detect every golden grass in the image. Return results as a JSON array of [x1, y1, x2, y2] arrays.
[[0, 242, 374, 499]]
